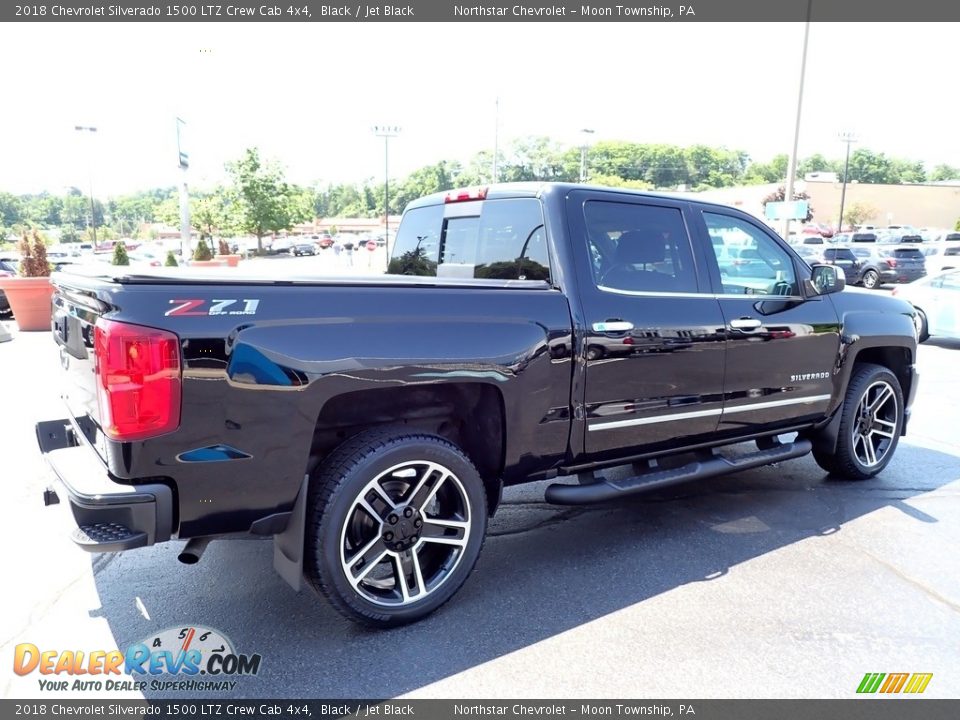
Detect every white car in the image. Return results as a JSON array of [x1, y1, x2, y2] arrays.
[[891, 269, 960, 342], [919, 241, 960, 275]]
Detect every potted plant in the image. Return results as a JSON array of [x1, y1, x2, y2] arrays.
[[190, 239, 225, 267], [218, 238, 240, 267], [0, 229, 55, 331]]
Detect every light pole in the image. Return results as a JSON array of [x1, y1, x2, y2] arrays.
[[176, 118, 192, 259], [782, 2, 811, 239], [372, 125, 401, 264], [74, 125, 98, 246], [578, 128, 595, 183], [837, 130, 858, 232]]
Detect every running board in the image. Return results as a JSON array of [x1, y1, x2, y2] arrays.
[[544, 439, 812, 505]]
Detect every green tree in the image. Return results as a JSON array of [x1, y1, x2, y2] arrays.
[[0, 192, 24, 227], [226, 148, 311, 254], [165, 251, 179, 267], [842, 202, 878, 227], [798, 154, 837, 176], [112, 241, 129, 266], [745, 154, 789, 184], [931, 164, 960, 182], [846, 149, 896, 184]]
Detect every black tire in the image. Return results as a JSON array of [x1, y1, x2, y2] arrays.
[[305, 428, 487, 627], [913, 307, 929, 343], [812, 363, 904, 480], [861, 269, 880, 289]]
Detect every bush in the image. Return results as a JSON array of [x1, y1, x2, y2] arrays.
[[165, 251, 179, 267], [193, 239, 213, 261], [955, 218, 960, 231], [112, 242, 130, 266], [17, 229, 51, 277], [218, 239, 231, 255]]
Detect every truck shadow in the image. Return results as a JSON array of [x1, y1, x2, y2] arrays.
[[89, 441, 958, 698]]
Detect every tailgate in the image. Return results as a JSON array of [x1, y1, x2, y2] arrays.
[[51, 278, 111, 458]]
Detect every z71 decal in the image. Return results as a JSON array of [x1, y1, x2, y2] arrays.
[[165, 299, 261, 317]]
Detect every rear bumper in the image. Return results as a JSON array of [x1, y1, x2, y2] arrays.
[[36, 418, 173, 553]]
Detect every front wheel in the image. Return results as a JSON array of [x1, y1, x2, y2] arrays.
[[813, 363, 903, 480], [913, 308, 929, 343], [861, 269, 880, 289], [305, 429, 487, 627]]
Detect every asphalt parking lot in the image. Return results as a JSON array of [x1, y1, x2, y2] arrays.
[[1, 289, 958, 700]]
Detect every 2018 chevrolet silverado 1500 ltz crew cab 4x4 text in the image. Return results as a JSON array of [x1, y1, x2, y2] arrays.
[[38, 183, 919, 627]]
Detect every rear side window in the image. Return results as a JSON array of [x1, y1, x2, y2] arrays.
[[584, 201, 697, 293], [825, 249, 856, 261], [388, 199, 549, 281]]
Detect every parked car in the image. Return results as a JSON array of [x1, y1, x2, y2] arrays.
[[880, 229, 924, 245], [0, 255, 16, 315], [291, 242, 318, 256], [892, 269, 960, 342], [850, 245, 926, 288], [851, 232, 878, 244], [39, 182, 919, 628], [821, 247, 862, 284], [794, 244, 826, 267], [830, 232, 852, 245], [919, 242, 960, 275], [270, 238, 294, 254]]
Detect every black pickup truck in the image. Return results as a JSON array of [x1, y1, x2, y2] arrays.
[[39, 183, 918, 627]]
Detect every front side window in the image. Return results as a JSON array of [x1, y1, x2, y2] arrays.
[[584, 201, 697, 293], [704, 212, 799, 296]]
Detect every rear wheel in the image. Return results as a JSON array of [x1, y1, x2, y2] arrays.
[[861, 269, 880, 289], [305, 429, 487, 627], [813, 363, 903, 480]]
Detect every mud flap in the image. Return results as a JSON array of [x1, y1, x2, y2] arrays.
[[273, 475, 308, 591]]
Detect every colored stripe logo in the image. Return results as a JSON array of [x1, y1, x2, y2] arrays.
[[857, 672, 933, 694]]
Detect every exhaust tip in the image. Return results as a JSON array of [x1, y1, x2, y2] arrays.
[[178, 537, 211, 565]]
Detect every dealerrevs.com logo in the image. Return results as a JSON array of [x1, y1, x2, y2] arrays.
[[13, 626, 261, 693]]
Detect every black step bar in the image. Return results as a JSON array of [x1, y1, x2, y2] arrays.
[[545, 439, 812, 505]]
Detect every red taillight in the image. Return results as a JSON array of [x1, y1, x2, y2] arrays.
[[444, 186, 488, 203], [94, 319, 181, 441], [887, 258, 897, 268], [891, 287, 899, 296]]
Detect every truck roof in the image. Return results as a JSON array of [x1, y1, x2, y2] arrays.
[[404, 181, 755, 216]]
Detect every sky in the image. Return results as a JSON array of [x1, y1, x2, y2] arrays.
[[1, 22, 957, 198]]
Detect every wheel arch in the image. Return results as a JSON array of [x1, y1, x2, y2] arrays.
[[306, 382, 506, 517]]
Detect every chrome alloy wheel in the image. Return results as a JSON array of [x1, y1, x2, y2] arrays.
[[851, 380, 899, 468], [338, 461, 472, 607]]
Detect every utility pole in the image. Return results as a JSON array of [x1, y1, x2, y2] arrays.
[[579, 128, 595, 183], [782, 1, 811, 239], [74, 125, 98, 246], [373, 125, 401, 265], [837, 130, 858, 232], [492, 96, 499, 183], [176, 117, 191, 259]]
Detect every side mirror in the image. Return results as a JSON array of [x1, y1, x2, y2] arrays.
[[809, 264, 845, 295]]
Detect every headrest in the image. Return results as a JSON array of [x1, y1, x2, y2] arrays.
[[615, 230, 666, 265]]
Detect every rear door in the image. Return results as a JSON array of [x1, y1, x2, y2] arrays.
[[566, 190, 727, 455], [690, 206, 840, 432]]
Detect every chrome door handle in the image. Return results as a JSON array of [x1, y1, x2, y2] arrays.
[[592, 321, 634, 333], [730, 317, 762, 330]]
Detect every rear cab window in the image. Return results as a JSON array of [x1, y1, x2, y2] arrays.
[[389, 198, 550, 281]]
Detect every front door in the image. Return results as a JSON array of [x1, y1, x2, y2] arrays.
[[691, 207, 841, 432], [567, 191, 728, 457]]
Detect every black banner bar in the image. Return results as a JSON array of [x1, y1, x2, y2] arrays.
[[4, 0, 960, 23], [2, 700, 958, 720]]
